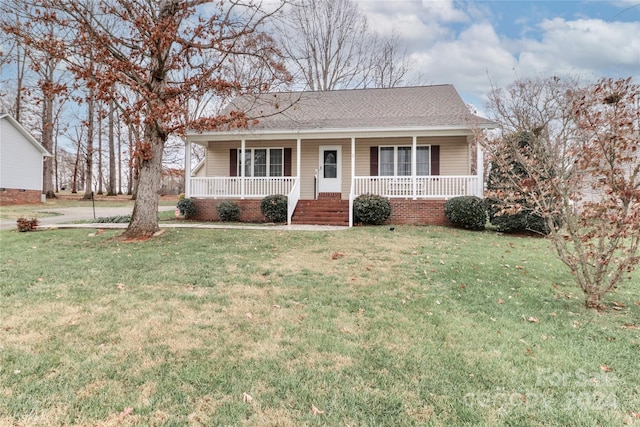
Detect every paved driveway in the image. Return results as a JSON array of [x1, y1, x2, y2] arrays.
[[0, 206, 175, 230]]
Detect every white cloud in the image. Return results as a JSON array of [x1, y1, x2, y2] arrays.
[[421, 0, 468, 23], [517, 18, 640, 79]]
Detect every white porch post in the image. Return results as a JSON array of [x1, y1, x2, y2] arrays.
[[185, 138, 192, 198], [476, 141, 484, 197], [412, 135, 417, 200], [350, 137, 355, 227], [240, 139, 246, 199], [296, 137, 301, 181]]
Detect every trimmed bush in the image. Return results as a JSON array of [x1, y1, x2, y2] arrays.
[[261, 194, 288, 223], [216, 200, 241, 222], [94, 215, 131, 223], [487, 199, 552, 234], [176, 197, 197, 219], [353, 194, 392, 225], [444, 196, 486, 230]]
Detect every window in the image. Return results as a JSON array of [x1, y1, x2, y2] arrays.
[[239, 148, 284, 177], [379, 146, 430, 176]]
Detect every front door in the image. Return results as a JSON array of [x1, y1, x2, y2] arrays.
[[318, 145, 342, 193]]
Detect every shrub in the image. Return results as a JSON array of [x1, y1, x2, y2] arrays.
[[444, 196, 486, 230], [176, 197, 197, 219], [94, 215, 131, 223], [353, 194, 392, 225], [178, 193, 185, 201], [261, 195, 288, 223], [16, 217, 38, 232], [487, 199, 552, 234], [216, 200, 241, 222]]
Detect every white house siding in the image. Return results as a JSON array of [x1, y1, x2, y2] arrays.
[[0, 118, 44, 190]]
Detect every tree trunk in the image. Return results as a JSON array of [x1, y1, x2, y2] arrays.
[[97, 110, 103, 195], [584, 292, 604, 310], [41, 85, 56, 199], [122, 126, 164, 238], [107, 101, 116, 195], [83, 89, 95, 200]]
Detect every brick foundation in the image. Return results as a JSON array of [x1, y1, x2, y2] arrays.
[[192, 198, 267, 223], [190, 197, 449, 226], [386, 199, 448, 226], [0, 188, 42, 206]]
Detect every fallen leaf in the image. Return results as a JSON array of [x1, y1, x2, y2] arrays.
[[527, 317, 540, 323], [622, 323, 638, 330], [630, 411, 640, 419], [245, 312, 253, 319], [117, 283, 126, 290], [311, 405, 325, 416], [439, 260, 445, 265], [635, 302, 640, 306], [330, 252, 344, 260], [600, 365, 612, 372], [272, 304, 281, 309], [612, 301, 625, 307], [498, 299, 505, 304], [243, 392, 253, 403], [117, 407, 133, 422], [525, 348, 534, 356]]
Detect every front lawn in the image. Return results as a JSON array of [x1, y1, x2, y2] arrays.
[[1, 226, 638, 426]]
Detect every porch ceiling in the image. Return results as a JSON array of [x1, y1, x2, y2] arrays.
[[187, 126, 480, 145]]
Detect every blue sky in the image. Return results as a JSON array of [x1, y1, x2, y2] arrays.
[[358, 0, 640, 108]]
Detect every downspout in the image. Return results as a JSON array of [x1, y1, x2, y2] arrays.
[[185, 138, 191, 198]]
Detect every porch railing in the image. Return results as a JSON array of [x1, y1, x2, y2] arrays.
[[189, 177, 297, 198], [352, 175, 481, 199], [287, 178, 300, 225]]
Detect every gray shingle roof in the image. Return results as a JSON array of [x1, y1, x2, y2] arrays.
[[224, 84, 494, 131]]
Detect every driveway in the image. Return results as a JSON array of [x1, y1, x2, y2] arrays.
[[0, 205, 175, 230]]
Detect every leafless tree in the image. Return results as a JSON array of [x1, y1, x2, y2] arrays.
[[278, 0, 372, 90], [278, 0, 410, 90], [482, 77, 640, 309]]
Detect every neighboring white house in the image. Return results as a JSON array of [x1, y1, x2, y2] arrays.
[[0, 113, 51, 205]]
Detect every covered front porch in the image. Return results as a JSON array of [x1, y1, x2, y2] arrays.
[[185, 132, 484, 226]]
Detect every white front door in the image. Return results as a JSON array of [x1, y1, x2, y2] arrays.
[[318, 145, 342, 193]]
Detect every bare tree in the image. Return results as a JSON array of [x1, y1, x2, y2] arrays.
[[107, 100, 116, 196], [483, 77, 640, 309], [369, 30, 412, 89], [279, 0, 372, 90]]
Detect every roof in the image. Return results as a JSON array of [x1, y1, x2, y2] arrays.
[[0, 113, 52, 156], [189, 85, 495, 141]]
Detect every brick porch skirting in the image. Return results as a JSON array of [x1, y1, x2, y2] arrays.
[[386, 199, 448, 226], [191, 198, 266, 223], [0, 188, 42, 206]]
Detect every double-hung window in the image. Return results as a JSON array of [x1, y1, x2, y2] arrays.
[[379, 146, 430, 176], [239, 148, 284, 177]]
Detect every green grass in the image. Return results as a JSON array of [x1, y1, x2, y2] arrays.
[[1, 226, 639, 426]]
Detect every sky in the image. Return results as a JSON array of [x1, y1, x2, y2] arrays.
[[355, 0, 640, 109]]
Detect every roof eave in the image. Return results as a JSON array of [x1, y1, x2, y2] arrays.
[[187, 123, 496, 143], [1, 114, 52, 156]]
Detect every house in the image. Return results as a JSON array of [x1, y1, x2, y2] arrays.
[[0, 114, 51, 205], [185, 85, 495, 226]]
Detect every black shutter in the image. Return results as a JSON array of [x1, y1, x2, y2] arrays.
[[370, 146, 378, 176], [284, 148, 292, 177], [230, 148, 237, 177], [431, 145, 440, 176]]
